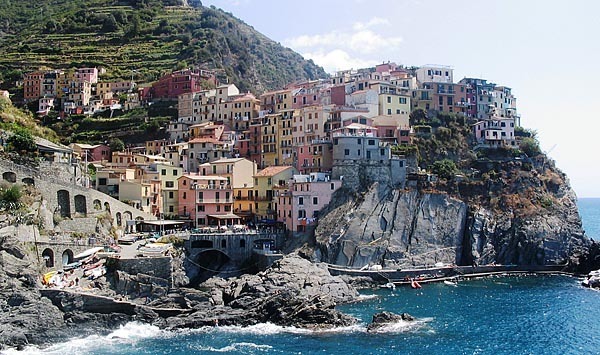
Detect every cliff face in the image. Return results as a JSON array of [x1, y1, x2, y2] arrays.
[[314, 159, 589, 269]]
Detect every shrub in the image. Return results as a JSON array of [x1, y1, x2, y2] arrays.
[[520, 137, 542, 157], [0, 184, 22, 210], [431, 159, 458, 180]]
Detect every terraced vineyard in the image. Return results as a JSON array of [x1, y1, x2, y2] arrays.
[[0, 1, 326, 93]]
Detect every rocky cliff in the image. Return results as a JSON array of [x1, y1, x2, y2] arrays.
[[314, 156, 589, 269]]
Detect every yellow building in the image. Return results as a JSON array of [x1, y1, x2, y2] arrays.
[[260, 113, 279, 168], [278, 109, 295, 166], [259, 88, 293, 113], [253, 166, 297, 220]]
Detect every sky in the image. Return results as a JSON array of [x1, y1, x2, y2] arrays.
[[203, 0, 600, 197]]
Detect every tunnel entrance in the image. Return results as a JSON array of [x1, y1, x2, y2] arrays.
[[189, 249, 231, 286]]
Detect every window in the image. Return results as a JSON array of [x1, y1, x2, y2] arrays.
[[169, 191, 174, 199], [368, 139, 375, 146], [98, 178, 107, 185], [161, 169, 166, 175], [387, 96, 391, 103], [198, 191, 203, 201], [166, 181, 174, 188], [387, 109, 392, 115], [313, 197, 318, 205], [399, 97, 407, 104], [216, 205, 221, 212], [331, 183, 335, 190], [183, 192, 187, 199], [298, 209, 306, 218], [173, 170, 178, 176], [344, 149, 349, 156], [169, 206, 174, 213]]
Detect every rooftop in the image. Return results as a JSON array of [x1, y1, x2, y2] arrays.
[[255, 166, 292, 177]]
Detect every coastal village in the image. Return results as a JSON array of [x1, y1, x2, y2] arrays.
[[8, 63, 519, 239]]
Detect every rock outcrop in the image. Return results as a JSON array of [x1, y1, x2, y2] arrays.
[[166, 255, 358, 330], [316, 184, 468, 268], [367, 311, 415, 332], [315, 159, 589, 269]]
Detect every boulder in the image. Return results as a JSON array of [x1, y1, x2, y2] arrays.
[[367, 311, 415, 332]]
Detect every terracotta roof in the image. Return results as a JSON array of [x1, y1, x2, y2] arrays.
[[255, 166, 292, 177]]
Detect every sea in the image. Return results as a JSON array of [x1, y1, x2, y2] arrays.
[[5, 198, 600, 355]]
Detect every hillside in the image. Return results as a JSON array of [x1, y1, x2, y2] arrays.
[[0, 0, 327, 93]]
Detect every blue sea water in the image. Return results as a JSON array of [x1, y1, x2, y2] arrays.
[[579, 198, 600, 240], [5, 200, 600, 355]]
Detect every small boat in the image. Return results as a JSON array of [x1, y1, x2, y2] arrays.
[[444, 280, 458, 287], [411, 279, 422, 289]]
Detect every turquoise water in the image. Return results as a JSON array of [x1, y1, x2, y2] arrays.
[[579, 198, 600, 240], [7, 200, 600, 355]]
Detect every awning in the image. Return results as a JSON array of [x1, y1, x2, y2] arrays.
[[207, 213, 241, 219], [142, 220, 186, 226]]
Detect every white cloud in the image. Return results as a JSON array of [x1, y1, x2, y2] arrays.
[[283, 16, 403, 72], [285, 30, 402, 55], [349, 30, 402, 53], [301, 49, 378, 74], [352, 17, 390, 31]]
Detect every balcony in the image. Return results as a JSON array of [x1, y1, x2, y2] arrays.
[[196, 198, 234, 203], [311, 138, 332, 145]]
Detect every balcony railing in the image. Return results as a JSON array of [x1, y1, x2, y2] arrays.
[[196, 198, 234, 203]]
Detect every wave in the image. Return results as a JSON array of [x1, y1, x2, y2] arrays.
[[357, 294, 379, 301], [1, 322, 165, 355], [366, 317, 433, 334], [192, 342, 273, 352]]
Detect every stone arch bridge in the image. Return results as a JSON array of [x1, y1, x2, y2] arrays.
[[185, 231, 283, 264]]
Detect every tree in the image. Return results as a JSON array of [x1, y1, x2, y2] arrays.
[[101, 14, 119, 33], [7, 128, 36, 154], [109, 138, 125, 152], [431, 159, 458, 180], [519, 137, 542, 157]]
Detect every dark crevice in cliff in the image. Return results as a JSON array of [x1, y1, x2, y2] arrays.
[[406, 192, 422, 251], [459, 209, 475, 266]]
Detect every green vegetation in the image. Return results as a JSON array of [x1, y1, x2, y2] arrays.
[[7, 127, 37, 154], [519, 137, 542, 157], [431, 159, 459, 180], [109, 138, 125, 152], [0, 184, 22, 210], [0, 0, 326, 93]]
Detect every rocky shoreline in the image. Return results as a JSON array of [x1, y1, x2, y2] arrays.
[[0, 233, 365, 351], [2, 230, 598, 351]]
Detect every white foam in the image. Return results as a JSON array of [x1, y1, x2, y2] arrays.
[[357, 294, 379, 301], [0, 322, 165, 355], [367, 317, 433, 334], [193, 342, 273, 352]]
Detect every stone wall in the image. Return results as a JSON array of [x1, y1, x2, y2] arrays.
[[116, 257, 173, 282], [0, 159, 154, 236], [332, 159, 406, 192]]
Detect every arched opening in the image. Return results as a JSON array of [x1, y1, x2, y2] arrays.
[[124, 211, 133, 222], [42, 248, 54, 268], [74, 195, 87, 216], [116, 212, 122, 226], [57, 190, 71, 217], [2, 171, 16, 183], [22, 177, 34, 186], [239, 239, 246, 248], [62, 249, 74, 266], [93, 199, 102, 210], [103, 202, 111, 213], [190, 249, 231, 286], [191, 240, 213, 248]]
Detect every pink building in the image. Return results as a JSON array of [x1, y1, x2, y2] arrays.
[[178, 174, 237, 227], [276, 172, 342, 235], [70, 143, 111, 162]]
